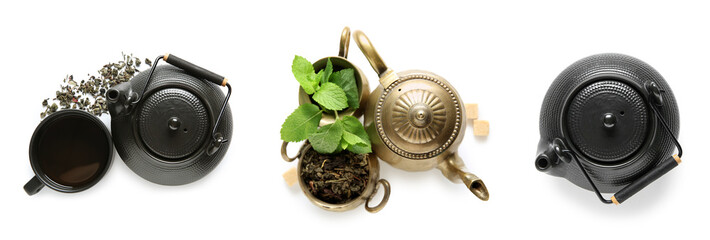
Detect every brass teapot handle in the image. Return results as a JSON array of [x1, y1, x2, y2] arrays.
[[339, 27, 350, 58], [353, 30, 392, 79], [365, 179, 391, 213]]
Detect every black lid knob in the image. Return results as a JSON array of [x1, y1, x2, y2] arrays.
[[168, 117, 181, 131], [603, 113, 617, 128]]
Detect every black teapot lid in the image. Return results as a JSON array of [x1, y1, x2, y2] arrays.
[[138, 88, 210, 159], [565, 80, 650, 163]]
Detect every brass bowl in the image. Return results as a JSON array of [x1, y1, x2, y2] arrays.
[[281, 142, 390, 213], [297, 27, 370, 126]]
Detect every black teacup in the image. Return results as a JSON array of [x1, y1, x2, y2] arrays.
[[24, 110, 113, 195]]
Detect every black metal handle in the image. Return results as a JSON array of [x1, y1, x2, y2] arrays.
[[163, 54, 228, 86], [557, 101, 684, 205], [607, 98, 685, 204], [560, 147, 613, 204], [612, 155, 680, 204]]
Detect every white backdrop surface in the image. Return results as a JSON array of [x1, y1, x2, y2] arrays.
[[1, 1, 707, 239]]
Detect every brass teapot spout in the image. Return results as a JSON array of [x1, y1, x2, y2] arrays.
[[438, 153, 489, 201]]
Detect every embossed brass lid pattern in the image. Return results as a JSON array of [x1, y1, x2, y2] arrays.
[[375, 73, 462, 159]]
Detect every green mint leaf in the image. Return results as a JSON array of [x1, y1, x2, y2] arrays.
[[312, 70, 324, 91], [341, 116, 370, 143], [347, 142, 371, 154], [321, 58, 333, 85], [308, 121, 343, 154], [341, 116, 371, 153], [342, 131, 366, 145], [340, 138, 349, 151], [280, 103, 322, 142], [330, 68, 359, 109], [292, 55, 317, 95], [312, 82, 348, 111]]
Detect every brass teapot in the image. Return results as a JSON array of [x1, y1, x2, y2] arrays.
[[354, 30, 489, 201]]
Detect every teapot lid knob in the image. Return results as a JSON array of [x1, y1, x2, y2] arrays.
[[168, 117, 181, 131]]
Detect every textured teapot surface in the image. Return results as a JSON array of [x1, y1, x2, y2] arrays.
[[108, 65, 232, 185], [536, 53, 679, 193]]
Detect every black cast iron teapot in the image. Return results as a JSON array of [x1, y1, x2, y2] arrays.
[[107, 54, 232, 185], [535, 53, 683, 205]]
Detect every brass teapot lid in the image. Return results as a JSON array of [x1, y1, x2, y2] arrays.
[[375, 71, 462, 159]]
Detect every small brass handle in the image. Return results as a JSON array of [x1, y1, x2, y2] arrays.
[[339, 27, 350, 58], [353, 30, 389, 77], [280, 141, 299, 162], [365, 179, 391, 213]]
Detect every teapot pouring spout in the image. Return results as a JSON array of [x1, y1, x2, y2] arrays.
[[438, 153, 489, 201], [107, 82, 138, 116]]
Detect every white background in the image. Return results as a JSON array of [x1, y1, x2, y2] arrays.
[[1, 1, 708, 239]]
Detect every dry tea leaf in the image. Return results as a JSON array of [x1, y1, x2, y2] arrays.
[[40, 53, 148, 118], [300, 145, 369, 204]]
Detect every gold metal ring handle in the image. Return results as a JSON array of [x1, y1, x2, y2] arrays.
[[339, 27, 350, 58], [365, 179, 391, 213], [353, 30, 389, 77], [281, 141, 298, 162]]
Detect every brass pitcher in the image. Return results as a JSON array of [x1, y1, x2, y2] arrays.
[[353, 30, 489, 201], [281, 142, 390, 213], [298, 26, 370, 126]]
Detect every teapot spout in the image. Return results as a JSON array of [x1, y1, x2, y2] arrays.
[[535, 138, 566, 177], [438, 153, 489, 201], [107, 82, 138, 116], [460, 171, 489, 201]]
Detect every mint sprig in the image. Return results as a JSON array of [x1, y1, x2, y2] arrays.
[[280, 103, 322, 142], [313, 82, 348, 111], [330, 68, 359, 110], [308, 120, 343, 153], [291, 55, 318, 95], [281, 56, 371, 154]]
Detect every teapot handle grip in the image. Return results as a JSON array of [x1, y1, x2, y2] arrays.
[[612, 155, 681, 204], [163, 54, 228, 86]]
